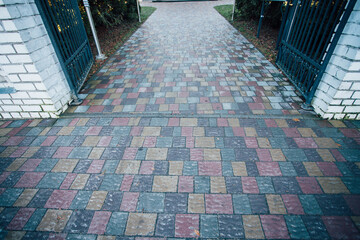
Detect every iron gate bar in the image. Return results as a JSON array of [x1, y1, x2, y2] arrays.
[[276, 0, 356, 106]]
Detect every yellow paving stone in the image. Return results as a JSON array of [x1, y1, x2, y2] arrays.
[[252, 110, 266, 115], [315, 138, 339, 148], [57, 127, 74, 135], [97, 236, 116, 240], [88, 147, 105, 160], [195, 137, 215, 148], [180, 118, 198, 126], [52, 159, 79, 172], [0, 136, 8, 145], [116, 160, 141, 174], [37, 209, 72, 232], [28, 119, 42, 127], [82, 136, 101, 146], [197, 103, 213, 111], [289, 110, 300, 115], [303, 162, 323, 176], [0, 147, 16, 158], [136, 98, 149, 104], [275, 119, 289, 128], [13, 189, 38, 207], [188, 194, 205, 213], [257, 138, 271, 148], [175, 98, 187, 104], [356, 163, 360, 169], [131, 137, 145, 147], [166, 92, 177, 98], [169, 161, 183, 175], [86, 94, 96, 99], [263, 102, 272, 109], [329, 120, 346, 128], [193, 127, 205, 137], [243, 215, 265, 239], [0, 128, 12, 136], [228, 118, 240, 127], [270, 149, 286, 161], [317, 149, 336, 162], [6, 158, 27, 171], [245, 127, 257, 137], [159, 104, 169, 111], [219, 97, 234, 103], [204, 149, 221, 161], [70, 174, 90, 189], [232, 162, 248, 176], [298, 128, 317, 137], [22, 147, 40, 158], [128, 118, 140, 126], [210, 177, 227, 193], [153, 176, 178, 192], [40, 127, 51, 135], [142, 127, 161, 136], [86, 191, 108, 210], [106, 88, 116, 93], [112, 105, 124, 112], [146, 148, 168, 160], [125, 213, 157, 236], [5, 231, 26, 240], [317, 177, 350, 194], [89, 99, 104, 105], [266, 194, 287, 214], [77, 118, 89, 126]]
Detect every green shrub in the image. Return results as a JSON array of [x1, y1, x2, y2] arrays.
[[235, 0, 283, 28], [78, 0, 140, 28]]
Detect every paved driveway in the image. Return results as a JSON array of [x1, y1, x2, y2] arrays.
[[1, 1, 360, 239]]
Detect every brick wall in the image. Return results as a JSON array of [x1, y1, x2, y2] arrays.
[[0, 0, 72, 119], [312, 0, 360, 120]]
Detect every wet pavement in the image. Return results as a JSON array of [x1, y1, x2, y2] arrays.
[[1, 0, 360, 239]]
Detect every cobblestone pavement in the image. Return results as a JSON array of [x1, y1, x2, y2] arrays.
[[1, 1, 360, 239]]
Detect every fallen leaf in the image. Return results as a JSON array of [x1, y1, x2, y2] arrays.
[[194, 229, 200, 237], [293, 118, 300, 122]]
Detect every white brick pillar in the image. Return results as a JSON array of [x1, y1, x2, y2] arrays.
[[312, 1, 360, 120], [0, 0, 73, 119]]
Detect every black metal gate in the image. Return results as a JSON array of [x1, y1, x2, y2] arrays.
[[35, 0, 93, 92], [276, 0, 356, 105]]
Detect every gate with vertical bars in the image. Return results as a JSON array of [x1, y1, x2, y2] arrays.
[[276, 0, 356, 106], [35, 0, 93, 93]]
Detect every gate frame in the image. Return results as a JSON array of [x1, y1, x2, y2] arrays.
[[276, 0, 357, 108]]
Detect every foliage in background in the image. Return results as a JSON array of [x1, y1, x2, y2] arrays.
[[78, 0, 140, 30], [235, 0, 283, 28]]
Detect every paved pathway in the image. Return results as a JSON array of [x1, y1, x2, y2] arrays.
[[1, 1, 360, 239]]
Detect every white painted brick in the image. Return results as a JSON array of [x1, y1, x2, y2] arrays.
[[0, 55, 9, 64], [49, 112, 60, 118], [334, 90, 354, 99], [344, 106, 360, 112], [13, 44, 29, 54], [25, 37, 48, 52], [351, 83, 360, 90], [13, 16, 37, 30], [29, 26, 46, 39], [1, 113, 12, 118], [18, 31, 31, 42], [331, 99, 342, 105], [343, 22, 360, 36], [2, 99, 12, 104], [354, 100, 360, 105], [41, 105, 56, 112], [43, 99, 52, 104], [342, 99, 354, 105], [24, 64, 37, 73], [10, 91, 29, 99], [14, 83, 35, 91], [28, 91, 49, 99], [344, 72, 360, 81], [0, 44, 15, 54], [0, 32, 22, 43], [322, 114, 334, 119], [331, 55, 351, 70], [19, 73, 42, 82], [2, 105, 21, 111], [353, 91, 360, 98], [16, 4, 34, 17], [351, 48, 360, 60], [7, 74, 20, 82], [339, 82, 352, 90], [21, 105, 41, 112], [334, 114, 346, 119], [30, 112, 40, 118], [39, 112, 50, 118], [2, 64, 27, 74], [10, 112, 21, 118], [348, 61, 360, 71], [23, 99, 43, 105], [2, 20, 17, 31], [12, 99, 22, 104], [356, 114, 360, 120], [8, 54, 32, 63], [20, 112, 30, 118], [0, 93, 11, 99], [327, 106, 345, 112], [0, 6, 11, 19], [338, 35, 360, 48], [34, 83, 46, 91]]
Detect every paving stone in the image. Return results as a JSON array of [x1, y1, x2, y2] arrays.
[[125, 213, 156, 236], [205, 194, 233, 214], [102, 192, 123, 211], [131, 175, 153, 192], [45, 190, 77, 209], [218, 215, 244, 238], [273, 177, 302, 194], [65, 210, 94, 234], [261, 215, 290, 239], [116, 161, 140, 174], [302, 216, 329, 239], [322, 216, 360, 240], [153, 176, 178, 192], [86, 191, 108, 210], [233, 194, 251, 214], [88, 211, 111, 234], [37, 209, 72, 232], [285, 215, 310, 239], [317, 177, 349, 194], [106, 212, 128, 235], [164, 193, 187, 213], [200, 215, 219, 238], [315, 195, 352, 215], [175, 214, 199, 238], [243, 215, 265, 239], [70, 191, 92, 210], [137, 193, 164, 213], [299, 195, 322, 215]]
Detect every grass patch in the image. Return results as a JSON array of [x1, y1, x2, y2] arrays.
[[86, 6, 156, 81], [214, 4, 278, 64]]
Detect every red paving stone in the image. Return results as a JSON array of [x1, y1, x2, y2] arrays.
[[205, 194, 233, 214], [175, 214, 199, 238], [261, 215, 290, 239]]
